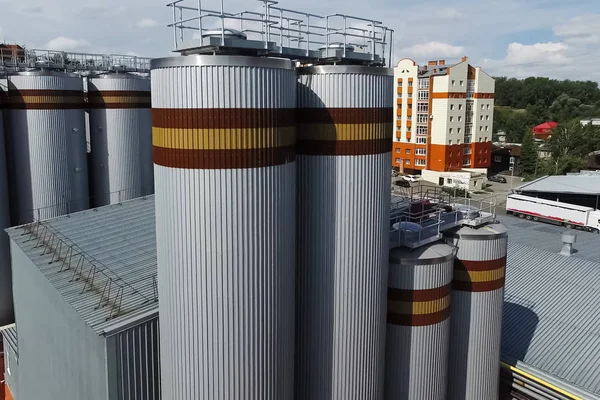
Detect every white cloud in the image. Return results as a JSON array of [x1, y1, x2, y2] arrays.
[[136, 18, 158, 28], [504, 42, 571, 66], [43, 37, 90, 51], [400, 41, 465, 59], [553, 14, 600, 45]]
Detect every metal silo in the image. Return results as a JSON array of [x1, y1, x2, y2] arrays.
[[152, 55, 296, 400], [385, 243, 454, 400], [0, 80, 13, 326], [295, 66, 393, 399], [444, 223, 508, 400], [5, 71, 88, 223], [88, 73, 152, 206]]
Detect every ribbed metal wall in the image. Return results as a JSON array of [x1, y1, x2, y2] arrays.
[[5, 71, 88, 223], [88, 74, 152, 207], [152, 56, 296, 400], [112, 317, 161, 400], [385, 243, 454, 400], [0, 81, 13, 326], [295, 66, 393, 400], [444, 223, 508, 400]]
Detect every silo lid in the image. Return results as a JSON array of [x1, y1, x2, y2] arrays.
[[202, 28, 247, 40], [446, 223, 508, 240], [390, 242, 454, 265], [318, 42, 355, 52]]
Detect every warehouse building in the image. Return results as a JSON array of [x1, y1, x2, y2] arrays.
[[514, 175, 600, 209], [499, 214, 600, 399], [3, 197, 159, 400]]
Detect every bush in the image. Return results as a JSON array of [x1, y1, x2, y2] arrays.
[[442, 186, 471, 198]]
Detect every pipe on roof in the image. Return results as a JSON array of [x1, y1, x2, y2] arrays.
[[501, 362, 583, 400]]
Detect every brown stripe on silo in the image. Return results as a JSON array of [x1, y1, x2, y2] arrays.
[[296, 107, 393, 156], [452, 256, 507, 293], [387, 284, 451, 327], [7, 89, 85, 110], [152, 108, 295, 129], [152, 107, 296, 169], [88, 90, 151, 109]]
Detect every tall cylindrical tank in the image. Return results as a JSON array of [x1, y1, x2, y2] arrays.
[[0, 80, 13, 326], [444, 223, 508, 400], [5, 71, 88, 224], [88, 73, 152, 206], [151, 55, 296, 400], [295, 66, 393, 399], [385, 243, 454, 400]]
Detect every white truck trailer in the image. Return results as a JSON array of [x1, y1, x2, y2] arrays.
[[506, 193, 600, 233]]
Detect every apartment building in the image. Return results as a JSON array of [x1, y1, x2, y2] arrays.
[[393, 56, 495, 174]]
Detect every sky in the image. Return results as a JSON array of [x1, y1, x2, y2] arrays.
[[1, 0, 600, 81]]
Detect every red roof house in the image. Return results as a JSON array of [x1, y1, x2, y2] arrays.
[[532, 122, 557, 140]]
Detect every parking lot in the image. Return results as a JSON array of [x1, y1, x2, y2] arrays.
[[392, 173, 522, 216]]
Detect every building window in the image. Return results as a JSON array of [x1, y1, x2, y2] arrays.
[[449, 128, 453, 134], [418, 91, 429, 100], [479, 126, 483, 131], [407, 94, 412, 98], [408, 81, 413, 87], [458, 128, 462, 134], [464, 135, 472, 144], [416, 148, 426, 155], [487, 104, 490, 110], [395, 158, 401, 163], [416, 126, 428, 135], [494, 155, 502, 163], [405, 149, 411, 154], [457, 139, 461, 144], [450, 116, 454, 122], [458, 116, 462, 122], [446, 178, 453, 184], [479, 137, 483, 142], [405, 159, 411, 164], [395, 148, 400, 153], [460, 80, 464, 86], [485, 126, 489, 132], [450, 104, 455, 111], [486, 115, 490, 121], [463, 157, 471, 165], [458, 104, 463, 111], [415, 159, 426, 166], [417, 103, 429, 112], [449, 140, 453, 145], [452, 80, 456, 86], [418, 79, 430, 89], [480, 115, 484, 121], [417, 114, 429, 123], [417, 137, 427, 144], [484, 137, 488, 141], [481, 104, 485, 110]]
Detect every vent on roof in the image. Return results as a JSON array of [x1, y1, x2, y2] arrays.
[[560, 231, 576, 256]]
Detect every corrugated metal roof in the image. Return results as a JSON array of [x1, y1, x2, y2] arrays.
[[502, 242, 600, 397], [6, 196, 158, 335], [515, 175, 600, 195], [0, 324, 17, 356], [496, 214, 600, 264]]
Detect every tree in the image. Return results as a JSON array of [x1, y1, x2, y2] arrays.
[[520, 131, 538, 176]]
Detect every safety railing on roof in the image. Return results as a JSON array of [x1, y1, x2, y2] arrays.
[[19, 220, 157, 320], [167, 0, 394, 66], [0, 48, 152, 73], [390, 185, 498, 249]]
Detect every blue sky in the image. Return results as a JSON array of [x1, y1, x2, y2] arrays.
[[1, 0, 599, 81]]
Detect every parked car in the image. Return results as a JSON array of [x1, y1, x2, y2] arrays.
[[488, 175, 507, 183], [403, 175, 419, 183], [395, 178, 411, 188]]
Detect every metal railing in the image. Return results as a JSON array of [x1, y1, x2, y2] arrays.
[[390, 185, 498, 249], [0, 48, 151, 73], [166, 0, 394, 66], [19, 221, 157, 320]]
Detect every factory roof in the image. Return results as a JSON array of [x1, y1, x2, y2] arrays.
[[502, 241, 600, 399], [496, 214, 600, 264], [515, 175, 600, 195], [6, 196, 158, 335]]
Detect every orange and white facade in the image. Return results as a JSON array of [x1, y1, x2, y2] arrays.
[[393, 57, 495, 174]]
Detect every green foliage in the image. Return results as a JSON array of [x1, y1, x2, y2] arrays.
[[520, 131, 538, 176], [546, 122, 600, 158], [441, 186, 470, 198]]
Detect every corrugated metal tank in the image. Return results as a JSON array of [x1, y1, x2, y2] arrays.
[[5, 71, 89, 223], [152, 55, 296, 400], [444, 223, 508, 400], [0, 80, 13, 326], [88, 73, 152, 206], [385, 243, 454, 400], [295, 65, 393, 399]]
